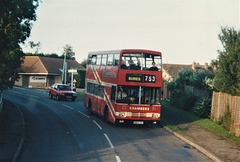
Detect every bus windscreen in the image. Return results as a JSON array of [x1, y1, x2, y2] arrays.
[[116, 85, 161, 105], [121, 53, 161, 71]]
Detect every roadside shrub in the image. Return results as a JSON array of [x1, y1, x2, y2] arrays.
[[192, 98, 211, 118], [218, 107, 233, 131], [178, 93, 197, 110], [170, 92, 197, 111], [74, 69, 86, 88]]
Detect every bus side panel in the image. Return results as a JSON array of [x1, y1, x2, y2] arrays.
[[84, 93, 92, 109], [91, 96, 98, 112], [104, 86, 116, 124], [101, 66, 118, 85], [84, 93, 87, 108], [98, 98, 105, 116]]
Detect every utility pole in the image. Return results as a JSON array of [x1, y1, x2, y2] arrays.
[[61, 48, 67, 84], [65, 62, 67, 84]]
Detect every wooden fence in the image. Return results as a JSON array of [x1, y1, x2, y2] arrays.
[[211, 91, 240, 137]]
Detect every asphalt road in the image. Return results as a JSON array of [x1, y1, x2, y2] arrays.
[[4, 87, 211, 162]]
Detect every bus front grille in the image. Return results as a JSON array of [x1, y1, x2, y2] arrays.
[[132, 112, 146, 118]]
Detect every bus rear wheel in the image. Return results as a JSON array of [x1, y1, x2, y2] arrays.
[[88, 100, 93, 114], [104, 107, 109, 123]]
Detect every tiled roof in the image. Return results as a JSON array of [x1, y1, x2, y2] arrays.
[[20, 56, 48, 74], [163, 64, 192, 78], [20, 56, 84, 75]]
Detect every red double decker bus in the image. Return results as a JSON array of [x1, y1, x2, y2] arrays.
[[84, 49, 162, 125]]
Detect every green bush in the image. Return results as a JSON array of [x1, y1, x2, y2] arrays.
[[192, 98, 211, 118], [178, 93, 197, 110], [218, 107, 233, 131], [170, 93, 197, 110], [74, 69, 86, 88]]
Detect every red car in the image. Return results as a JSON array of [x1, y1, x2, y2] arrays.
[[49, 84, 77, 101]]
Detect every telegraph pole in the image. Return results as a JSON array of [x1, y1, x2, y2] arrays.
[[61, 48, 67, 84]]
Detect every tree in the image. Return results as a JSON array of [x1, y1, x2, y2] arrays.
[[60, 44, 75, 60], [213, 27, 240, 96], [29, 41, 41, 53], [25, 52, 60, 59], [80, 59, 87, 68], [191, 70, 214, 90], [167, 69, 196, 109], [0, 0, 39, 91]]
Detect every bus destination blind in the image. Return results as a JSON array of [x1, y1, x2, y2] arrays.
[[126, 74, 156, 83]]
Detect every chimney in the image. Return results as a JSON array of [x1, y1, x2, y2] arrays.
[[204, 63, 208, 69], [192, 61, 196, 70]]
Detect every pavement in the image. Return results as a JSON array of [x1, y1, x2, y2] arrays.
[[161, 107, 240, 162], [0, 98, 240, 162]]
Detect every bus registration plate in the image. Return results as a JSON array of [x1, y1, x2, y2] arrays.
[[133, 121, 144, 125]]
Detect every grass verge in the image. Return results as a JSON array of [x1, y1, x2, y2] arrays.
[[161, 118, 185, 135], [161, 100, 240, 146]]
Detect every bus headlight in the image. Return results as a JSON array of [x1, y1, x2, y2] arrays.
[[119, 112, 125, 117], [152, 113, 159, 118]]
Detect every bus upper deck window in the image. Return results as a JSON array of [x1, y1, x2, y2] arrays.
[[96, 55, 102, 65], [91, 55, 97, 65], [87, 55, 92, 64], [107, 54, 113, 65], [102, 55, 107, 65], [113, 54, 120, 66], [121, 53, 161, 71]]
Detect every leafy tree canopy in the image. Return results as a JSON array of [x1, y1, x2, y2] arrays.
[[80, 59, 87, 68], [60, 44, 75, 60], [213, 27, 240, 96], [25, 52, 60, 58], [0, 0, 39, 91]]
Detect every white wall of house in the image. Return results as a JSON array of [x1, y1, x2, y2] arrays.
[[15, 75, 23, 87], [162, 69, 173, 82]]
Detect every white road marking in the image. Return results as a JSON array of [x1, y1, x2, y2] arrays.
[[78, 111, 90, 118], [62, 104, 74, 110], [104, 133, 114, 148], [44, 99, 57, 104], [93, 120, 102, 130], [115, 156, 121, 162]]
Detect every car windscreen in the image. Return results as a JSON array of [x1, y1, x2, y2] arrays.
[[58, 85, 71, 90]]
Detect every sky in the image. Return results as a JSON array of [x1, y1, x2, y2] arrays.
[[21, 0, 240, 65]]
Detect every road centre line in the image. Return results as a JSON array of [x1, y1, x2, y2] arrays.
[[62, 104, 74, 110], [93, 120, 102, 130], [78, 111, 90, 118], [115, 156, 122, 162], [104, 133, 114, 148], [44, 99, 57, 104]]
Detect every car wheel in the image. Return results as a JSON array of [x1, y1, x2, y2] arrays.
[[49, 93, 53, 99], [56, 95, 60, 101]]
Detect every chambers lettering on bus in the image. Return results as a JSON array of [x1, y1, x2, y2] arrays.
[[84, 49, 162, 125]]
